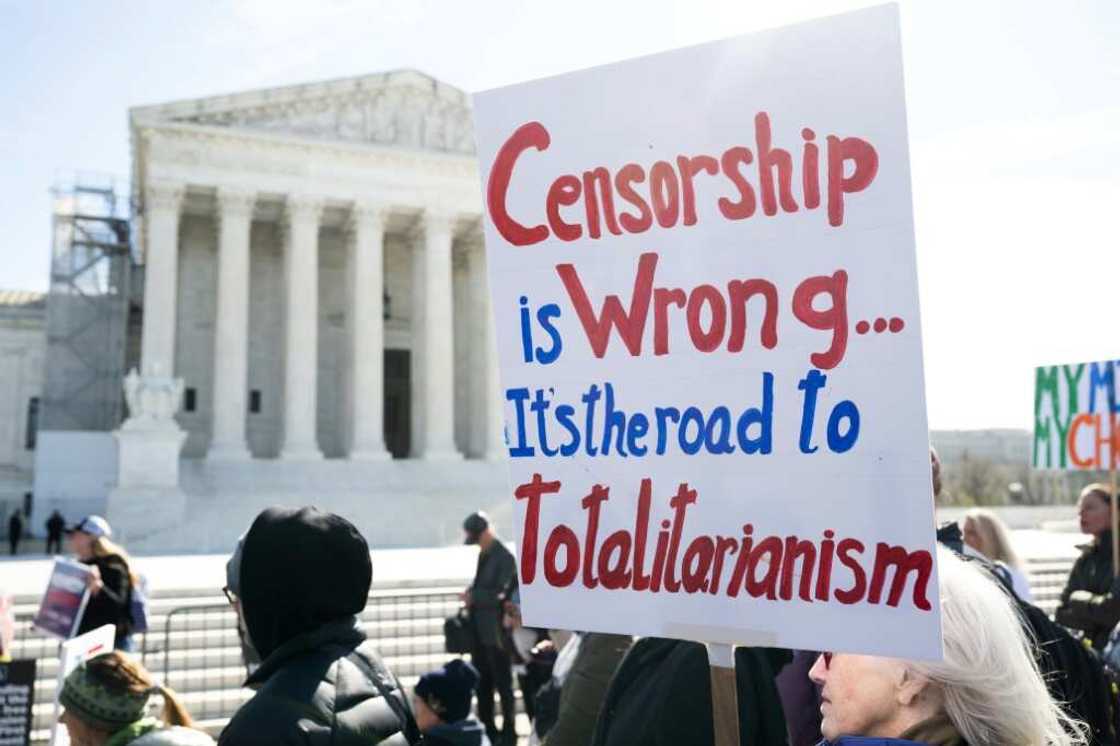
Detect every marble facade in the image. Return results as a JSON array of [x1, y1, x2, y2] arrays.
[[127, 70, 505, 469]]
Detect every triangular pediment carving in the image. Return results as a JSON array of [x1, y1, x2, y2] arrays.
[[132, 70, 476, 155]]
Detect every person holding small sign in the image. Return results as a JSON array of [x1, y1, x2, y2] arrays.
[[67, 516, 138, 650], [809, 548, 1086, 746], [1055, 484, 1120, 650]]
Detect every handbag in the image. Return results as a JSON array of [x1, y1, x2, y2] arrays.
[[444, 607, 475, 654]]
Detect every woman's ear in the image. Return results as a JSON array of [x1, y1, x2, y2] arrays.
[[895, 666, 931, 707]]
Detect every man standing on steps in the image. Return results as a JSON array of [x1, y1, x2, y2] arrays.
[[462, 511, 517, 746], [45, 509, 65, 555], [7, 510, 23, 555]]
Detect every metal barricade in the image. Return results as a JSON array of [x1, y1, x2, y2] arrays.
[[152, 587, 462, 729]]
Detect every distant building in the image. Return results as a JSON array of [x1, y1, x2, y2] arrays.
[[0, 290, 45, 514], [930, 429, 1032, 466], [32, 71, 510, 552]]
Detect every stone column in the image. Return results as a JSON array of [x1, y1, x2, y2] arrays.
[[409, 230, 426, 457], [475, 244, 507, 460], [348, 202, 391, 460], [418, 209, 462, 460], [280, 194, 324, 460], [109, 179, 188, 541], [140, 181, 185, 378], [207, 187, 256, 460]]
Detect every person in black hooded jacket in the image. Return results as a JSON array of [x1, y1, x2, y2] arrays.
[[217, 506, 419, 746]]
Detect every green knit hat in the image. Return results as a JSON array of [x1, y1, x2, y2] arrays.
[[59, 656, 154, 732]]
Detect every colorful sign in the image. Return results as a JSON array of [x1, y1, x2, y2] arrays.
[[474, 4, 941, 659], [1034, 360, 1119, 470], [32, 559, 92, 640]]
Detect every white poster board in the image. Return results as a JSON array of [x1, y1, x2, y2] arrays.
[[49, 624, 115, 746], [1033, 360, 1119, 470], [473, 3, 941, 660]]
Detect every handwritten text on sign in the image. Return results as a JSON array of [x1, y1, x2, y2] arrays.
[[474, 4, 941, 659], [1034, 360, 1119, 470]]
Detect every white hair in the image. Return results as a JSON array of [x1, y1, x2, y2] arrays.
[[909, 547, 1086, 746]]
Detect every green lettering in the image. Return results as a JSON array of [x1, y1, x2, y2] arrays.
[[1054, 364, 1086, 468], [1034, 366, 1060, 467]]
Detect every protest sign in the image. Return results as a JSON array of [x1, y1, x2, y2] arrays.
[[32, 559, 92, 640], [0, 660, 34, 746], [0, 596, 13, 659], [1033, 360, 1119, 471], [1034, 358, 1120, 571], [49, 625, 114, 746], [474, 3, 941, 660]]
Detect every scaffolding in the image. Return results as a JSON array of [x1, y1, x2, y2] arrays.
[[41, 173, 134, 431]]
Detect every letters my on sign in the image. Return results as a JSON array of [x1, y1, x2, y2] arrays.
[[1034, 360, 1120, 471], [473, 4, 942, 660]]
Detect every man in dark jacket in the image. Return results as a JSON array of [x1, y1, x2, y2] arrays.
[[218, 506, 418, 746], [8, 510, 22, 555], [45, 510, 65, 554], [462, 511, 517, 746]]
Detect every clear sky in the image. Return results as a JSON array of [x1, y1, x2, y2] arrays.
[[1, 0, 1116, 431]]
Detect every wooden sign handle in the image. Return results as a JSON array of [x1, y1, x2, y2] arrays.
[[707, 643, 740, 746], [1111, 471, 1118, 576], [1111, 410, 1118, 576]]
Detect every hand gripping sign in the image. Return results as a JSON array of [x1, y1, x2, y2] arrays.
[[473, 4, 941, 663]]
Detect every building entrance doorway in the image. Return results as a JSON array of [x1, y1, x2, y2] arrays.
[[384, 349, 410, 459]]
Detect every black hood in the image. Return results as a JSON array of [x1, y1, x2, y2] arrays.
[[239, 506, 372, 659]]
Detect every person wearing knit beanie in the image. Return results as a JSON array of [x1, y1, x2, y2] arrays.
[[414, 659, 492, 746], [57, 651, 213, 746]]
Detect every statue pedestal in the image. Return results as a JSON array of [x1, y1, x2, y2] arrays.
[[108, 370, 188, 542]]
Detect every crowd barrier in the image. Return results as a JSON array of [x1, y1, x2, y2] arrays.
[[8, 557, 1075, 743]]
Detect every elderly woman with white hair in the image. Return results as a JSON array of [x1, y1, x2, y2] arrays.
[[809, 547, 1086, 746]]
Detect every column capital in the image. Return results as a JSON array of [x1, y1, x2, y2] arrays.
[[349, 201, 391, 232], [285, 193, 326, 224], [420, 206, 458, 235], [216, 186, 258, 218], [145, 181, 185, 213]]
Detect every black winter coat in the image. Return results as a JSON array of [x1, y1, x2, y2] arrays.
[[220, 506, 418, 746], [218, 619, 413, 746], [77, 554, 132, 641], [469, 540, 516, 648], [1056, 532, 1120, 650], [589, 638, 790, 746]]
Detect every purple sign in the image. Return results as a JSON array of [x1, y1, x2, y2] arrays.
[[32, 559, 92, 640]]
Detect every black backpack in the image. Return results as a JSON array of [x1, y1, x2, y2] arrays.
[[937, 523, 1117, 746], [1018, 599, 1116, 745]]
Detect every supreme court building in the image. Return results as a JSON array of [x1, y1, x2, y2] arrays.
[[33, 71, 512, 551]]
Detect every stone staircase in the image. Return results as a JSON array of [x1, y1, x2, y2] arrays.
[[11, 556, 1077, 744], [11, 578, 470, 743], [1026, 555, 1075, 616]]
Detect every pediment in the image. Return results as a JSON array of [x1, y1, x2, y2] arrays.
[[131, 69, 476, 155]]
